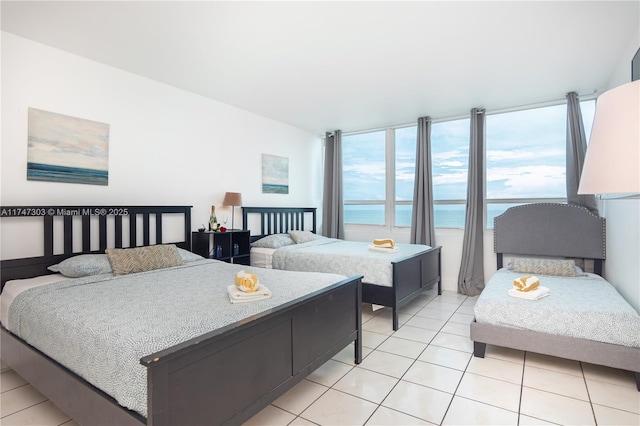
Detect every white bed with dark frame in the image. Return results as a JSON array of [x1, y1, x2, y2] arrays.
[[0, 205, 363, 425], [470, 203, 640, 390], [242, 206, 442, 330]]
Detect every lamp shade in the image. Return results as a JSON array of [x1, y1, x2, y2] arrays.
[[223, 192, 242, 206], [578, 80, 640, 195]]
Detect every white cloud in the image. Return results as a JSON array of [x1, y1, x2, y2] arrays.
[[486, 149, 534, 162], [433, 170, 468, 185], [396, 171, 415, 182], [433, 150, 465, 161], [487, 165, 565, 198], [486, 148, 563, 162], [440, 160, 464, 167], [343, 161, 385, 176]]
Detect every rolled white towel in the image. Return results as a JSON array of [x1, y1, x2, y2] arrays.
[[228, 284, 272, 304], [234, 270, 259, 292]]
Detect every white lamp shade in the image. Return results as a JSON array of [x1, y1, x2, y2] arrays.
[[578, 80, 640, 195]]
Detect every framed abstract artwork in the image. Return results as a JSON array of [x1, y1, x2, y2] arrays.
[[27, 108, 109, 185], [262, 154, 289, 194]]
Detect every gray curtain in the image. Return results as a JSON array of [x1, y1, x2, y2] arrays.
[[566, 92, 598, 214], [410, 116, 436, 246], [322, 130, 345, 239], [458, 109, 486, 296]]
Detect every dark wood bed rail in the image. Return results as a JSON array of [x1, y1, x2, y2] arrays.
[[0, 206, 192, 288], [242, 207, 317, 239]]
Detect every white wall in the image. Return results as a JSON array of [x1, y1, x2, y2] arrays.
[[603, 200, 640, 312], [1, 32, 323, 259], [600, 28, 640, 313]]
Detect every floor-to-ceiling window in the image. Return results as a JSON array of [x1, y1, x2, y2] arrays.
[[342, 99, 596, 229]]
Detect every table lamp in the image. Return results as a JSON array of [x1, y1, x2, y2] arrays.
[[223, 192, 243, 230]]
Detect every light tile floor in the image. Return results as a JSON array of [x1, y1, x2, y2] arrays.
[[2, 288, 639, 425]]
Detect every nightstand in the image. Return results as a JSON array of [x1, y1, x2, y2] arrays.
[[191, 230, 250, 265]]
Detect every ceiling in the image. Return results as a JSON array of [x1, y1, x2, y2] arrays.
[[2, 1, 638, 135]]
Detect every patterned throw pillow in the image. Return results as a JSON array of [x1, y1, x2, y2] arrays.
[[106, 244, 184, 276], [48, 254, 113, 277], [509, 258, 577, 277], [288, 230, 321, 244], [251, 234, 296, 248]]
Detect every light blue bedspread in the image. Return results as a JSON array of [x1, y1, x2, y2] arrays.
[[7, 260, 348, 417], [272, 238, 431, 286], [474, 269, 640, 348]]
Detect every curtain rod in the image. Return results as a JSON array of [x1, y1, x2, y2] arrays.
[[336, 90, 602, 136]]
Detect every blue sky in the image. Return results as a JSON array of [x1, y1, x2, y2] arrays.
[[342, 130, 386, 200]]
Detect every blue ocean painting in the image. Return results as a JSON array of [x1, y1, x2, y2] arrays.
[[262, 154, 289, 194], [27, 108, 109, 186]]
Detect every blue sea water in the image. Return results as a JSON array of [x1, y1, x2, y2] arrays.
[[345, 204, 516, 228], [262, 184, 289, 194], [27, 162, 108, 186]]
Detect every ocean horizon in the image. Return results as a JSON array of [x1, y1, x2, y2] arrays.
[[262, 183, 289, 194], [27, 162, 108, 186], [345, 204, 516, 228]]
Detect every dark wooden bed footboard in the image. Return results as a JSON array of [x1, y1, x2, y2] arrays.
[[362, 246, 441, 330], [144, 277, 362, 426]]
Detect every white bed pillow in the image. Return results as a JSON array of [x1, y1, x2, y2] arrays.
[[48, 254, 113, 278], [251, 234, 296, 249], [288, 230, 322, 244]]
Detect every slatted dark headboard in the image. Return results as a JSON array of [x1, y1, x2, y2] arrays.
[[494, 203, 606, 275], [242, 207, 317, 242], [0, 205, 192, 289]]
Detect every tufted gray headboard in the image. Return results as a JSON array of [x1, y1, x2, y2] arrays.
[[494, 203, 606, 275]]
